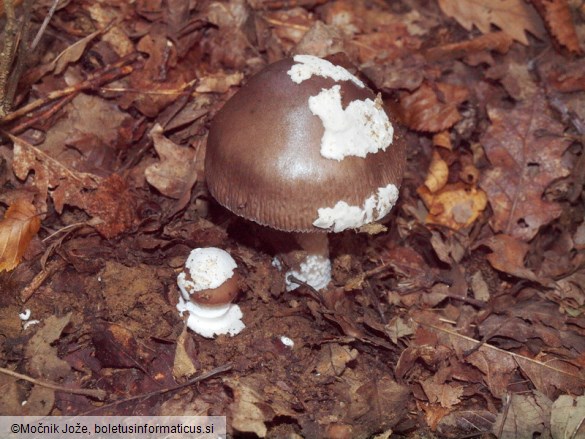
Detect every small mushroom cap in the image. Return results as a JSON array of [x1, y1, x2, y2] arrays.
[[205, 56, 407, 232], [190, 272, 239, 305], [177, 247, 240, 305]]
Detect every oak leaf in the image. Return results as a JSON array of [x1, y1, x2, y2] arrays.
[[0, 199, 41, 272], [479, 94, 571, 240], [438, 0, 545, 45]]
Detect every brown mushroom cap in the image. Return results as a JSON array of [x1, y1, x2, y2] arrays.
[[205, 57, 407, 232], [190, 272, 240, 306]]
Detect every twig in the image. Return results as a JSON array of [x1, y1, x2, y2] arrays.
[[82, 364, 233, 415], [20, 257, 67, 302], [30, 0, 59, 50], [0, 0, 17, 117], [0, 366, 107, 400], [1, 53, 140, 126]]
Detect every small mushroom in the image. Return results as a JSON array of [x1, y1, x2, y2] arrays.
[[205, 54, 406, 291], [176, 247, 245, 338]]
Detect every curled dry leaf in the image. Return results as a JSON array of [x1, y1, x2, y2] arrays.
[[400, 82, 469, 132], [479, 94, 571, 241], [438, 0, 545, 45], [0, 199, 41, 272], [424, 150, 449, 193]]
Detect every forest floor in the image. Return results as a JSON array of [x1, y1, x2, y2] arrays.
[[1, 0, 585, 437]]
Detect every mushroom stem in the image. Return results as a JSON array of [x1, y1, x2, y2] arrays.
[[283, 232, 332, 291]]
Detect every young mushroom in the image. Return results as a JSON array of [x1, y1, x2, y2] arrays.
[[205, 54, 406, 291], [176, 247, 245, 338]]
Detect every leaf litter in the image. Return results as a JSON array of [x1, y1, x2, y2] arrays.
[[0, 0, 584, 437]]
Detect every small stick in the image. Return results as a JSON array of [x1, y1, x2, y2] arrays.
[[0, 366, 107, 400], [82, 364, 232, 415]]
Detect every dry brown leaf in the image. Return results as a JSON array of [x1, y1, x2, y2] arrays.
[[346, 376, 410, 431], [438, 0, 545, 44], [10, 134, 101, 216], [226, 374, 297, 438], [530, 0, 583, 53], [195, 72, 244, 94], [145, 124, 198, 199], [482, 234, 545, 283], [550, 394, 585, 439], [27, 28, 105, 83], [400, 82, 469, 132], [172, 327, 197, 380], [65, 174, 138, 239], [421, 377, 464, 409], [479, 95, 571, 241], [416, 315, 585, 398], [25, 313, 72, 381], [493, 392, 552, 439], [314, 343, 358, 377], [418, 182, 488, 230], [0, 199, 41, 272], [385, 316, 415, 345]]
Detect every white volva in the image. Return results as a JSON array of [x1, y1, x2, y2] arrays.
[[313, 183, 399, 232], [176, 247, 245, 338], [308, 86, 394, 161]]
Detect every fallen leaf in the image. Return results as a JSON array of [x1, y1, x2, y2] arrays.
[[424, 150, 449, 193], [226, 374, 298, 438], [65, 173, 138, 239], [479, 94, 571, 240], [173, 327, 198, 380], [0, 199, 41, 272], [400, 82, 469, 132], [314, 343, 358, 377], [346, 376, 410, 431], [482, 234, 546, 283], [550, 394, 585, 439], [421, 377, 464, 409], [492, 392, 552, 439], [438, 0, 545, 45], [10, 134, 101, 217], [195, 72, 244, 93], [385, 316, 415, 345], [25, 313, 72, 381], [418, 182, 488, 230], [437, 410, 497, 437], [145, 124, 198, 199], [530, 0, 582, 53]]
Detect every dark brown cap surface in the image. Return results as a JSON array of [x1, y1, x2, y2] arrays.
[[205, 57, 407, 232]]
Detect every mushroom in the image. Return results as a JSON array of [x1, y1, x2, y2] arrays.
[[176, 247, 245, 338], [205, 54, 406, 291]]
